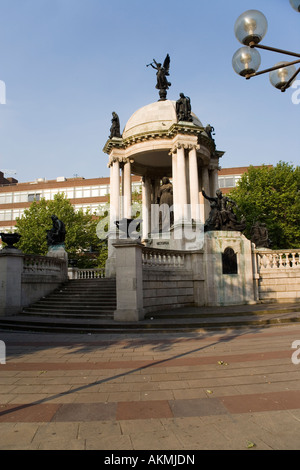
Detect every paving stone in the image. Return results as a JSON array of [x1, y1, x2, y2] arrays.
[[53, 403, 117, 422], [116, 400, 173, 420], [169, 397, 229, 418]]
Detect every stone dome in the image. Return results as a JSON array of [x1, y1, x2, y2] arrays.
[[122, 100, 203, 140]]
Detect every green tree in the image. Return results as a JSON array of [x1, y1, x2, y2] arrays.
[[229, 162, 300, 249], [15, 193, 107, 266]]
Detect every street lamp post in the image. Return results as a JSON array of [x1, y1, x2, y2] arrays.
[[232, 4, 300, 92]]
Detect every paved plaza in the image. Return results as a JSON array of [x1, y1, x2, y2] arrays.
[[1, 321, 300, 451]]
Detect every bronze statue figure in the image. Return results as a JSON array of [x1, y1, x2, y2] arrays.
[[109, 112, 121, 139], [147, 54, 171, 101], [47, 215, 66, 246], [204, 124, 215, 141], [251, 221, 271, 248], [157, 177, 174, 231], [202, 189, 246, 232], [176, 93, 193, 122]]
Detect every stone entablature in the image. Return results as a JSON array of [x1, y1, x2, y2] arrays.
[[103, 122, 216, 156]]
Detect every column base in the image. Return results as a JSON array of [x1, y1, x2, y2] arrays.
[[114, 308, 145, 322]]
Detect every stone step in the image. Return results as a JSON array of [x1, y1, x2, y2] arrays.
[[19, 278, 117, 320], [60, 280, 116, 285], [35, 298, 117, 304], [21, 310, 114, 319], [2, 305, 300, 334], [23, 305, 116, 313], [145, 305, 300, 319], [55, 290, 116, 296]]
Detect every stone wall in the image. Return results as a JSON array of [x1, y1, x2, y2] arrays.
[[141, 247, 205, 313], [143, 272, 194, 313], [203, 231, 257, 306], [0, 250, 68, 316]]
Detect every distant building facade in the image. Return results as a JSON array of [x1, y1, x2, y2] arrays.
[[0, 166, 263, 236]]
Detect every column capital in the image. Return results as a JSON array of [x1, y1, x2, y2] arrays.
[[169, 134, 200, 154], [108, 155, 131, 168], [107, 148, 126, 168], [170, 141, 200, 154], [208, 163, 220, 171]]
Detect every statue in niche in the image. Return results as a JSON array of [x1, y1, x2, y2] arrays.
[[176, 93, 193, 122], [202, 189, 246, 232], [157, 177, 174, 231], [47, 215, 66, 246], [251, 221, 271, 248], [109, 112, 121, 139], [147, 54, 171, 101]]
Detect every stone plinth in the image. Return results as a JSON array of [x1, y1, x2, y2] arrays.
[[204, 231, 256, 306], [47, 244, 68, 279], [0, 250, 23, 316], [113, 240, 144, 321], [47, 243, 68, 262]]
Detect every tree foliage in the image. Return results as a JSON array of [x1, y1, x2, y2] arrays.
[[229, 162, 300, 249], [15, 193, 107, 267]]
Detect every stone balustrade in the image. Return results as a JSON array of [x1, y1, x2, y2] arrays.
[[255, 249, 300, 302], [68, 268, 105, 279], [23, 254, 65, 274], [256, 249, 300, 271], [142, 246, 186, 269]]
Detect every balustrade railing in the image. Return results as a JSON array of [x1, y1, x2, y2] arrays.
[[23, 255, 65, 274], [142, 247, 186, 269], [70, 268, 106, 279], [256, 249, 300, 272]]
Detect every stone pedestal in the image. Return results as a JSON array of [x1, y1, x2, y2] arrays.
[[0, 250, 23, 316], [47, 244, 68, 279], [113, 240, 144, 321], [204, 231, 256, 306], [47, 243, 68, 261]]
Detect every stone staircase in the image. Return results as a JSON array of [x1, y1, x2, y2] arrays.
[[0, 286, 300, 333], [21, 278, 117, 319]]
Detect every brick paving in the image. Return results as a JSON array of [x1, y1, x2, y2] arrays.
[[1, 324, 300, 450]]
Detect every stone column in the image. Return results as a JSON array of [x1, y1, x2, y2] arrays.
[[211, 167, 219, 196], [202, 166, 210, 221], [176, 145, 188, 221], [172, 152, 178, 223], [123, 159, 132, 219], [142, 176, 151, 239], [110, 158, 120, 228], [189, 146, 200, 222]]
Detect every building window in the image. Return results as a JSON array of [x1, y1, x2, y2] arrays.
[[218, 175, 241, 189], [0, 193, 13, 204], [91, 187, 100, 197], [28, 193, 41, 202], [14, 192, 28, 203], [99, 185, 109, 197]]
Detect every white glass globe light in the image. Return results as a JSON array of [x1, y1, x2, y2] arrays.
[[269, 62, 297, 90], [290, 0, 300, 12], [232, 47, 261, 76], [234, 10, 268, 45]]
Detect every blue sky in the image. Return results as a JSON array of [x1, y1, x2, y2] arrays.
[[0, 0, 299, 182]]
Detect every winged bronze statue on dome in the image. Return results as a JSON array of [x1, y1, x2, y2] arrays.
[[147, 54, 171, 101]]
